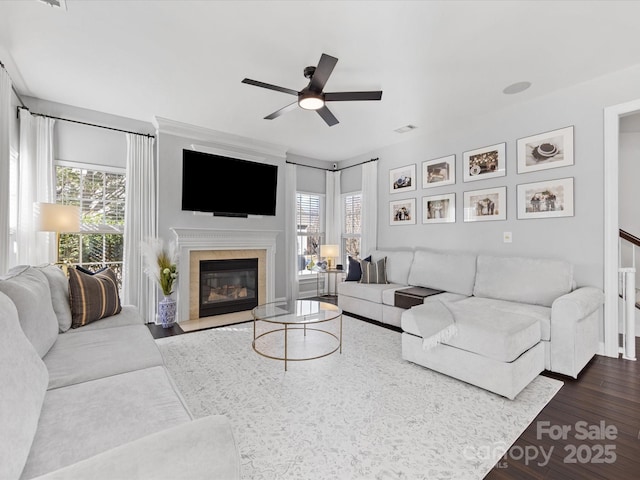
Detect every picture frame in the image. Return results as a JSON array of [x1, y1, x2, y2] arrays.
[[463, 186, 506, 222], [422, 155, 455, 189], [389, 164, 417, 193], [422, 193, 455, 224], [517, 177, 574, 219], [517, 126, 574, 174], [462, 142, 506, 182], [389, 198, 416, 225]]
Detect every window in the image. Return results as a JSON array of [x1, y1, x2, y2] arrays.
[[296, 192, 324, 275], [342, 192, 361, 266], [55, 162, 126, 285]]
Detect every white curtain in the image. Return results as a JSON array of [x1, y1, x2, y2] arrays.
[[325, 170, 341, 247], [17, 109, 55, 265], [122, 134, 157, 323], [285, 163, 299, 301], [0, 67, 11, 273], [360, 160, 378, 257]]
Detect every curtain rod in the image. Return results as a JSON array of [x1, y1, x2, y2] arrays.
[[17, 106, 155, 138], [286, 157, 378, 172], [0, 60, 27, 108]]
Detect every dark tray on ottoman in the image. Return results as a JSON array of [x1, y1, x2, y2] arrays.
[[394, 286, 445, 309]]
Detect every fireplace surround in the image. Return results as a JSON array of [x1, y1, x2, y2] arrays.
[[171, 228, 278, 323]]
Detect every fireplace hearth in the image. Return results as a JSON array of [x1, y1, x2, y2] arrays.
[[199, 258, 258, 317]]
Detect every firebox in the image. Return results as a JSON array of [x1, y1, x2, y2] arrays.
[[199, 258, 258, 318]]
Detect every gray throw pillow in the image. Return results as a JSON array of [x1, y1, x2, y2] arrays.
[[359, 257, 388, 284], [0, 265, 59, 358], [35, 264, 73, 333]]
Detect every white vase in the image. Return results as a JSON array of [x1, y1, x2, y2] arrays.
[[158, 295, 177, 328]]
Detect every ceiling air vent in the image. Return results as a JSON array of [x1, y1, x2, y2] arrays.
[[38, 0, 67, 9], [394, 124, 418, 134]]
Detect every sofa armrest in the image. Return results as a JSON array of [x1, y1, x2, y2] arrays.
[[550, 287, 604, 377], [551, 287, 604, 322], [33, 416, 240, 480]]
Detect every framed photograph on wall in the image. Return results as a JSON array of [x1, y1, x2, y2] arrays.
[[463, 186, 506, 222], [389, 198, 416, 225], [517, 177, 574, 219], [422, 155, 455, 189], [463, 142, 506, 182], [517, 126, 574, 174], [422, 193, 455, 224], [389, 164, 417, 193]]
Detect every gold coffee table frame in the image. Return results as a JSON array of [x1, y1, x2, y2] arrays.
[[251, 299, 343, 371]]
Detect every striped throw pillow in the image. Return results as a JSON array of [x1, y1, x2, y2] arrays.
[[68, 267, 122, 328], [358, 257, 388, 284]]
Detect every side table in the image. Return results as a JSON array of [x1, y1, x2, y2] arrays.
[[316, 269, 345, 297]]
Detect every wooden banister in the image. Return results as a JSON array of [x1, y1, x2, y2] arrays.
[[620, 229, 640, 248]]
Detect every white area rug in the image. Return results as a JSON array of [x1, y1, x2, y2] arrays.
[[156, 317, 562, 480]]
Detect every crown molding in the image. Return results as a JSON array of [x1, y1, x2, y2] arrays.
[[153, 116, 288, 159]]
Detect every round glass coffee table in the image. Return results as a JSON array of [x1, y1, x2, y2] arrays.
[[251, 299, 342, 371]]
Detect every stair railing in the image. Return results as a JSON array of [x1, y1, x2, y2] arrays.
[[618, 229, 637, 360]]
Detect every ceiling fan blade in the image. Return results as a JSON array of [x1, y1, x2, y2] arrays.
[[242, 78, 298, 96], [264, 101, 298, 120], [325, 91, 383, 102], [317, 106, 339, 126], [309, 53, 338, 92]]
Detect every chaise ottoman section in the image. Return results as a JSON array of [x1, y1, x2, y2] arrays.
[[401, 300, 545, 398]]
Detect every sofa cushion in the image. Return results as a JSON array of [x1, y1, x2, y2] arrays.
[[0, 291, 49, 480], [44, 324, 164, 390], [68, 267, 122, 328], [473, 255, 573, 307], [65, 305, 145, 332], [443, 301, 541, 362], [338, 280, 401, 304], [359, 257, 388, 284], [404, 299, 541, 362], [456, 296, 551, 341], [370, 249, 414, 285], [21, 366, 192, 480], [408, 249, 477, 296], [35, 264, 73, 333], [0, 265, 59, 358]]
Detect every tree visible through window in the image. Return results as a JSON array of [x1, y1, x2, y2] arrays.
[[56, 164, 126, 285]]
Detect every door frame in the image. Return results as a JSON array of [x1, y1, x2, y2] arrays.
[[603, 98, 640, 357]]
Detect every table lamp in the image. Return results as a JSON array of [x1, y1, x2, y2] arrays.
[[320, 244, 339, 269], [35, 202, 81, 263]]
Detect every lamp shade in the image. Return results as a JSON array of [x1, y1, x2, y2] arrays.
[[35, 203, 81, 233], [320, 244, 339, 259]]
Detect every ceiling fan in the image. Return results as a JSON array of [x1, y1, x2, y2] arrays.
[[241, 53, 383, 127]]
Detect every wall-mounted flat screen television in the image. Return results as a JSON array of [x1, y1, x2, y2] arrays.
[[181, 149, 278, 216]]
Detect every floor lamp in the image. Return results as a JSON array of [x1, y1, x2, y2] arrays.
[[35, 202, 81, 266]]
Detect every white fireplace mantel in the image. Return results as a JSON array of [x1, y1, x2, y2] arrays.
[[171, 228, 279, 322]]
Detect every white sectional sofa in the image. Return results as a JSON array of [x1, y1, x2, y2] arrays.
[[337, 248, 604, 399], [0, 264, 240, 480]]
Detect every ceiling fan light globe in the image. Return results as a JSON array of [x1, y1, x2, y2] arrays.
[[298, 94, 324, 110]]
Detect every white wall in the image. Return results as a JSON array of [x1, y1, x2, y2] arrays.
[[341, 64, 640, 290]]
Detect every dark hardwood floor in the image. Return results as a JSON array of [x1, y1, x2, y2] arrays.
[[149, 305, 640, 479], [485, 337, 640, 480]]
